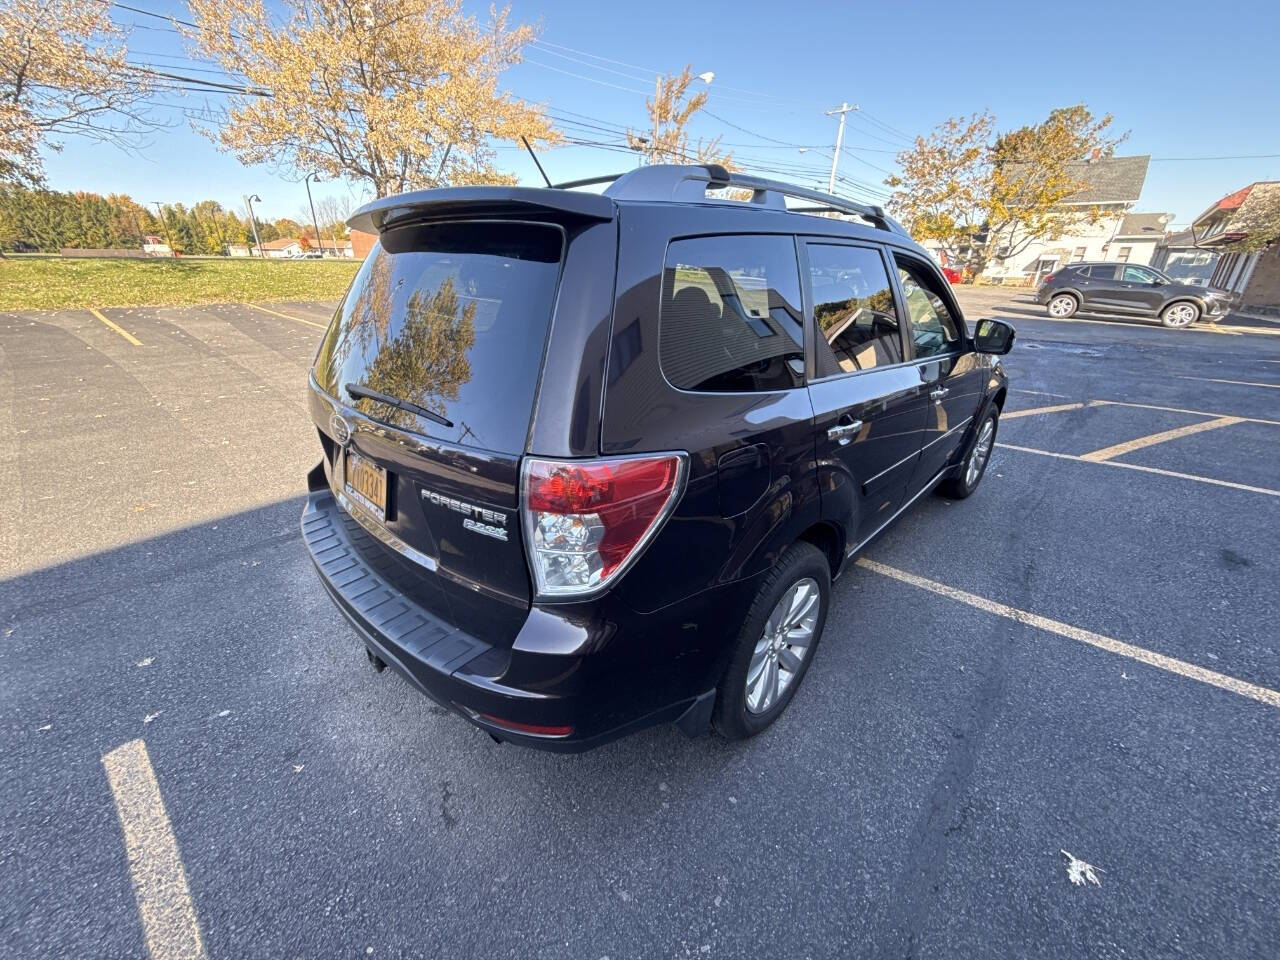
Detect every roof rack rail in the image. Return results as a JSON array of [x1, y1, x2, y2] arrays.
[[594, 164, 909, 237]]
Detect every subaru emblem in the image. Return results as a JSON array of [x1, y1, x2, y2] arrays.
[[329, 412, 352, 447]]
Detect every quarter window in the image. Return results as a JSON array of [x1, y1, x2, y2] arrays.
[[894, 257, 962, 359], [807, 244, 902, 376], [659, 235, 804, 393]]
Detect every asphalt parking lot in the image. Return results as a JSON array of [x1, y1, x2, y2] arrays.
[[2, 293, 1278, 959]]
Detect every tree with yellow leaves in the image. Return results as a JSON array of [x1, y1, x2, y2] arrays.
[[627, 66, 733, 168], [186, 0, 557, 197], [0, 0, 154, 186], [886, 106, 1122, 274]]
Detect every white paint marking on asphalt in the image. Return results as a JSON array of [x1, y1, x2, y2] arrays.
[[856, 558, 1280, 711], [1175, 375, 1280, 390], [101, 740, 207, 960], [1090, 399, 1280, 427], [996, 443, 1280, 498], [1011, 388, 1071, 399]]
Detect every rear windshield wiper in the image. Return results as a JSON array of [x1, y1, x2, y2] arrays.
[[344, 382, 454, 429]]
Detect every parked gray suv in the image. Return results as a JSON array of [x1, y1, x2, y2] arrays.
[[1035, 262, 1233, 328]]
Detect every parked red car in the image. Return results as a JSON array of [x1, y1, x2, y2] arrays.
[[941, 265, 963, 284]]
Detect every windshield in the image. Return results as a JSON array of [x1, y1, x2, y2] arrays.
[[314, 221, 564, 453]]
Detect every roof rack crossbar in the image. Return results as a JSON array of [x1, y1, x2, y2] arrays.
[[551, 173, 626, 190], [599, 164, 909, 237]]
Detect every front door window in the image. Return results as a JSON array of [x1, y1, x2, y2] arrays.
[[895, 259, 962, 359]]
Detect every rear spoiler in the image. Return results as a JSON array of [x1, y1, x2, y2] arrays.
[[347, 186, 615, 235]]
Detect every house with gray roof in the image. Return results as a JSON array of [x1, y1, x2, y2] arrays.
[[976, 154, 1169, 283]]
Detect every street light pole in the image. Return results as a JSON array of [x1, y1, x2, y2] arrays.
[[244, 194, 264, 258], [650, 70, 714, 165], [304, 174, 323, 257], [825, 102, 857, 194]]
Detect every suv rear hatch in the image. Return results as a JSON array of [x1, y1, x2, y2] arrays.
[[310, 217, 570, 646]]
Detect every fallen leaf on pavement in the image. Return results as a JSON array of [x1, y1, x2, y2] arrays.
[[1061, 849, 1101, 887]]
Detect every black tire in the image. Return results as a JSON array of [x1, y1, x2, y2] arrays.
[[713, 542, 830, 740], [1160, 301, 1200, 328], [1046, 293, 1079, 319], [939, 407, 999, 500]]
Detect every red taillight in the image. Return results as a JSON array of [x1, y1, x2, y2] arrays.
[[522, 454, 686, 598], [1042, 273, 1057, 284]]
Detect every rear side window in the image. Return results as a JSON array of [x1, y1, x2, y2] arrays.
[[313, 221, 563, 453], [659, 235, 804, 392], [1087, 264, 1118, 280], [808, 243, 903, 377]]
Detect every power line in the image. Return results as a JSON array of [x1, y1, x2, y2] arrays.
[[700, 108, 807, 148], [1149, 153, 1280, 162]]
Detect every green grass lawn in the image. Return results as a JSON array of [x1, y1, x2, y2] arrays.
[[0, 256, 362, 310]]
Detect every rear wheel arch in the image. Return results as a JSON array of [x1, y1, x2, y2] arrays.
[[797, 521, 845, 578]]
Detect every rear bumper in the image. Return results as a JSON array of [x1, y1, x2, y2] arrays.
[[301, 473, 727, 752]]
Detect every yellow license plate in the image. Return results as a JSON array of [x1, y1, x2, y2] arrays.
[[344, 451, 388, 517]]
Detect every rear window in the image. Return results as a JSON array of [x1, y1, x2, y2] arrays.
[[313, 221, 563, 453], [659, 235, 804, 393]]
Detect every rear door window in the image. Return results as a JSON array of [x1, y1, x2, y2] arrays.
[[807, 242, 903, 377], [659, 235, 805, 392], [313, 221, 563, 453], [1088, 264, 1119, 280]]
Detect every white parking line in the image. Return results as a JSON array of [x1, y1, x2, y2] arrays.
[[1176, 375, 1280, 390], [1090, 399, 1280, 427], [856, 559, 1280, 711], [102, 740, 207, 960], [997, 443, 1280, 497]]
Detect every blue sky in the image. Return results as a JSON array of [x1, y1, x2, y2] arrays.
[[44, 0, 1280, 227]]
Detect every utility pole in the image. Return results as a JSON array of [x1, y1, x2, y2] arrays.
[[304, 175, 323, 256], [150, 201, 175, 256], [652, 74, 660, 165], [825, 102, 858, 194], [244, 194, 264, 258]]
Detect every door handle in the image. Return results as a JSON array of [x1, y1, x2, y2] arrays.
[[930, 387, 949, 403], [827, 420, 863, 445]]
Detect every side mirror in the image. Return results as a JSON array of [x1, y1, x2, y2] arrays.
[[1151, 278, 1166, 286], [974, 318, 1016, 355]]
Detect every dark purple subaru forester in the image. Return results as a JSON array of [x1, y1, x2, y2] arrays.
[[302, 164, 1013, 750]]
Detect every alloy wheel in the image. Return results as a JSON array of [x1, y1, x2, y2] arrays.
[[745, 577, 820, 714], [966, 417, 995, 488], [1048, 296, 1076, 317], [1165, 303, 1197, 327]]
